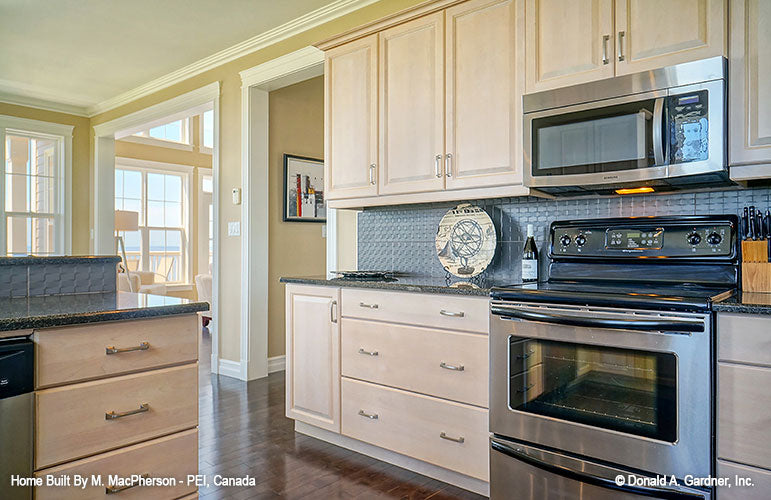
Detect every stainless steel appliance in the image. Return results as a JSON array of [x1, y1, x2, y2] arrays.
[[489, 215, 739, 499], [524, 57, 728, 196], [0, 336, 34, 500]]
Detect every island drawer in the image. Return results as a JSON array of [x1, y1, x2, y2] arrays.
[[34, 428, 197, 500], [341, 289, 489, 334], [36, 363, 198, 469], [718, 313, 771, 367], [341, 318, 488, 407], [35, 314, 198, 388], [341, 377, 489, 481]]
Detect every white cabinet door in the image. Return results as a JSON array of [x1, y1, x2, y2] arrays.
[[378, 12, 445, 195], [525, 0, 614, 92], [285, 284, 340, 432], [729, 0, 771, 167], [614, 0, 725, 76], [325, 34, 379, 200], [445, 0, 524, 190]]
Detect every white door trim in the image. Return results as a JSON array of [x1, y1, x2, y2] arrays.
[[239, 46, 324, 381]]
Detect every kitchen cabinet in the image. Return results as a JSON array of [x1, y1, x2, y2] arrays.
[[525, 0, 725, 92], [729, 0, 771, 175], [285, 284, 341, 432], [325, 34, 379, 200]]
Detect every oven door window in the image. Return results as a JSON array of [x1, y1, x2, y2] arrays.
[[509, 337, 676, 442], [531, 98, 658, 177]]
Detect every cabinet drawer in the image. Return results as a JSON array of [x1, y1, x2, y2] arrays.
[[341, 377, 489, 480], [718, 363, 771, 469], [35, 429, 197, 500], [36, 363, 198, 468], [341, 318, 488, 407], [341, 289, 489, 333], [716, 460, 771, 500], [35, 314, 198, 388], [718, 313, 771, 367]]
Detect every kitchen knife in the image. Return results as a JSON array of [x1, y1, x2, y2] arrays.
[[749, 206, 756, 240], [766, 210, 771, 261], [742, 207, 749, 241], [758, 211, 765, 239]]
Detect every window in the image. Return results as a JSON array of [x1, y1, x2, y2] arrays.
[[115, 164, 191, 283], [1, 117, 71, 256], [131, 118, 191, 145], [202, 110, 214, 150]]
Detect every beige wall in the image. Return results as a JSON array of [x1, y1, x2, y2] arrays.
[[87, 0, 427, 363], [0, 103, 91, 255], [268, 76, 325, 358]]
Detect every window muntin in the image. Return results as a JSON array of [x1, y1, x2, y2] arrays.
[[132, 118, 190, 145]]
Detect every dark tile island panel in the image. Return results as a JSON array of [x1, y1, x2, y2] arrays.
[[358, 187, 771, 283], [0, 256, 120, 298]]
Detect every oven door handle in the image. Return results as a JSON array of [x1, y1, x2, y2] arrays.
[[491, 440, 705, 500], [490, 305, 704, 333]]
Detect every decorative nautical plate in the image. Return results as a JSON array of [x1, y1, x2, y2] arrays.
[[435, 203, 497, 277]]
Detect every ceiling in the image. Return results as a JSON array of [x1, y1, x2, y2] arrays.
[[0, 0, 345, 115]]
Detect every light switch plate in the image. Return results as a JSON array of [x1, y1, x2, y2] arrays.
[[321, 225, 327, 238], [228, 221, 241, 236]]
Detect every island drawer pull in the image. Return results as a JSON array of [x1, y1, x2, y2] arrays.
[[358, 348, 379, 356], [440, 432, 465, 444], [105, 403, 150, 420], [106, 473, 150, 494], [359, 302, 379, 309], [439, 361, 465, 371], [358, 409, 379, 420], [440, 310, 465, 318], [106, 341, 150, 355]]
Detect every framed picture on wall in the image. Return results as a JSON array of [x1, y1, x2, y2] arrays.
[[283, 154, 326, 223]]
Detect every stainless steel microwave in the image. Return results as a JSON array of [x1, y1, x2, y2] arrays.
[[523, 57, 729, 196]]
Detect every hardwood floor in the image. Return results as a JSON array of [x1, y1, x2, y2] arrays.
[[198, 331, 485, 499]]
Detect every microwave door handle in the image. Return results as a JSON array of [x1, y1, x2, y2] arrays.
[[653, 97, 666, 166], [490, 440, 705, 500], [490, 305, 704, 333]]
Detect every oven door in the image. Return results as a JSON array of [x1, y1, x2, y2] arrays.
[[490, 301, 711, 479]]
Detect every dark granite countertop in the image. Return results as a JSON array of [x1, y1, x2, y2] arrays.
[[280, 275, 516, 297], [0, 291, 209, 332], [713, 293, 771, 316], [0, 255, 121, 265]]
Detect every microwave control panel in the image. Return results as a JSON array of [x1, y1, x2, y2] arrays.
[[668, 90, 709, 164]]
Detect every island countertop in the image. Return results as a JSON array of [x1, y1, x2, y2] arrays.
[[0, 291, 209, 333]]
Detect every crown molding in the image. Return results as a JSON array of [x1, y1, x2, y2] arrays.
[[0, 78, 91, 117], [87, 0, 377, 117]]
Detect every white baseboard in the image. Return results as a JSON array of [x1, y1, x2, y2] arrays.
[[268, 355, 286, 373], [217, 358, 244, 380], [295, 421, 490, 497]]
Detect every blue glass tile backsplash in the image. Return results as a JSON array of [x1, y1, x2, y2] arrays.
[[357, 187, 771, 282]]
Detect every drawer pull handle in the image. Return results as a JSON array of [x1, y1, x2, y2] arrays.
[[516, 383, 535, 394], [440, 432, 465, 444], [440, 310, 464, 318], [106, 473, 150, 494], [358, 348, 379, 356], [440, 361, 465, 371], [105, 403, 149, 420], [358, 409, 379, 420], [359, 302, 379, 309], [106, 341, 150, 355]]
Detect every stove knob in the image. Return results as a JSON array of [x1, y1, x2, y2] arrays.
[[707, 232, 722, 245], [559, 235, 571, 247], [686, 232, 702, 246], [575, 234, 587, 247]]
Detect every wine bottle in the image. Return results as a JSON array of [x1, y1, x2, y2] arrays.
[[522, 224, 539, 282]]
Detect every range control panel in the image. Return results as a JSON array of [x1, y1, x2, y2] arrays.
[[551, 216, 736, 259]]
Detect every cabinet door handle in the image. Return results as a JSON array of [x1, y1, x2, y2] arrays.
[[105, 473, 150, 494], [617, 31, 625, 62], [358, 348, 379, 356], [369, 163, 376, 185], [440, 432, 465, 444], [435, 154, 443, 178], [440, 361, 465, 371], [440, 309, 465, 318], [358, 409, 379, 419], [445, 153, 452, 177], [359, 302, 379, 309], [105, 341, 150, 355], [602, 34, 610, 65], [105, 403, 149, 420], [330, 300, 338, 323]]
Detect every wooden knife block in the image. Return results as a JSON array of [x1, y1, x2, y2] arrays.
[[741, 240, 771, 292]]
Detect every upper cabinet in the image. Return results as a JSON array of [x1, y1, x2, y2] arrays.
[[525, 0, 725, 93], [729, 0, 771, 170]]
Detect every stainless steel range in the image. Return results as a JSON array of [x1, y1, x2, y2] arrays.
[[489, 215, 739, 500]]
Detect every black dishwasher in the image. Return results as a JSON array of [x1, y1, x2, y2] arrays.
[[0, 336, 33, 500]]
